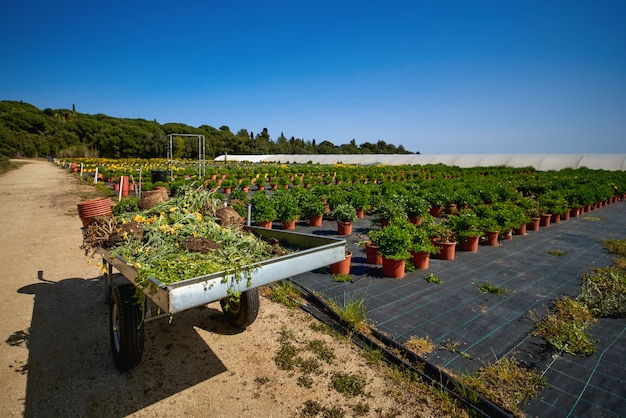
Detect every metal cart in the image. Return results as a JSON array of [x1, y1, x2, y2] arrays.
[[101, 226, 346, 371]]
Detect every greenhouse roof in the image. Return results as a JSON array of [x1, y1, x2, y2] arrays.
[[213, 154, 626, 171]]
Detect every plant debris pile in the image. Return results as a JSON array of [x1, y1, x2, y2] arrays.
[[81, 184, 288, 288]]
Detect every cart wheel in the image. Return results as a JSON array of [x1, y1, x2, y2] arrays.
[[220, 288, 260, 329], [110, 284, 144, 371]]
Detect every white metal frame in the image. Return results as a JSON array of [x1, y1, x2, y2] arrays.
[[167, 134, 206, 179]]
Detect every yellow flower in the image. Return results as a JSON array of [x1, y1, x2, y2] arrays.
[[134, 262, 141, 269], [169, 207, 178, 212], [196, 213, 203, 222]]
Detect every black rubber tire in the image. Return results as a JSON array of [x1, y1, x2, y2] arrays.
[[110, 284, 145, 372], [220, 288, 260, 329]]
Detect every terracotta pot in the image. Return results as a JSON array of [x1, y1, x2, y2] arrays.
[[527, 217, 541, 231], [444, 204, 457, 215], [329, 252, 352, 275], [309, 215, 323, 227], [223, 187, 232, 195], [461, 235, 480, 252], [382, 258, 405, 279], [540, 214, 552, 227], [570, 208, 581, 218], [433, 240, 456, 260], [256, 220, 273, 229], [550, 213, 561, 224], [356, 208, 365, 219], [484, 231, 499, 246], [409, 216, 423, 226], [337, 221, 353, 236], [257, 185, 265, 191], [281, 219, 297, 230], [365, 242, 382, 265], [561, 211, 570, 221], [514, 224, 527, 235], [77, 198, 112, 228], [429, 206, 443, 218], [584, 205, 591, 212], [410, 251, 430, 270]]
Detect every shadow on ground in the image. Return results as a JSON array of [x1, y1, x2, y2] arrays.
[[13, 272, 234, 416]]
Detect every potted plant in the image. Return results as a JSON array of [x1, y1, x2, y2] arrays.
[[330, 204, 357, 235], [538, 191, 568, 226], [447, 209, 482, 252], [250, 191, 276, 228], [347, 187, 370, 219], [369, 220, 414, 278], [409, 225, 439, 269], [329, 249, 352, 275], [430, 222, 457, 260], [300, 195, 326, 226], [374, 199, 406, 227], [517, 196, 541, 231], [404, 194, 430, 225], [475, 204, 500, 245], [272, 190, 300, 230]]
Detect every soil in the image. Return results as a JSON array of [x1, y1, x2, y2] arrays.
[[0, 160, 458, 418]]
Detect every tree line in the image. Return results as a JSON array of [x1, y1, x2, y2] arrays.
[[0, 101, 416, 159]]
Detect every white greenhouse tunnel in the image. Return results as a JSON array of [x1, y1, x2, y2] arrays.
[[213, 154, 626, 171]]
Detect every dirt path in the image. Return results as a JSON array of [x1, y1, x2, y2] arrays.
[[0, 160, 454, 418]]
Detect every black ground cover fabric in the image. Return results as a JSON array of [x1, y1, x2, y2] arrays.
[[291, 201, 626, 417]]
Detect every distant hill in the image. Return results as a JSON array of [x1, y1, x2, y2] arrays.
[[0, 100, 416, 159]]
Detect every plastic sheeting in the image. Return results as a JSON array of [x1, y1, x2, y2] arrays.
[[213, 154, 626, 171]]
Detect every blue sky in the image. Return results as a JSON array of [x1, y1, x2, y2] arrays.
[[1, 1, 625, 154]]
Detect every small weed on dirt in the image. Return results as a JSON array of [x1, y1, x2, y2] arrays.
[[330, 372, 366, 398], [269, 280, 301, 309], [307, 339, 336, 364], [362, 347, 384, 365]]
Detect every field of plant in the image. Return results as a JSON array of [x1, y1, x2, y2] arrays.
[[67, 158, 626, 416]]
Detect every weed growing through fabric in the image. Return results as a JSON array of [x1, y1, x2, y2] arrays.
[[478, 282, 506, 295], [578, 266, 626, 317], [584, 216, 601, 221], [330, 372, 366, 397], [441, 339, 471, 359], [602, 238, 626, 255], [332, 273, 352, 283], [405, 335, 435, 356], [269, 280, 301, 308], [327, 293, 369, 334], [425, 273, 441, 284], [533, 297, 597, 355], [458, 357, 546, 416], [547, 249, 566, 256]]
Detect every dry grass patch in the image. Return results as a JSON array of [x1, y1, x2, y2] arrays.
[[458, 357, 546, 417], [405, 335, 435, 357]]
